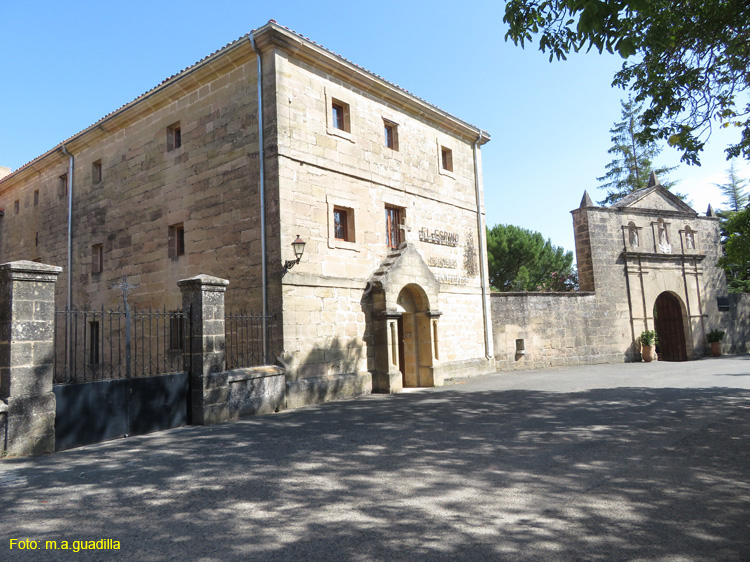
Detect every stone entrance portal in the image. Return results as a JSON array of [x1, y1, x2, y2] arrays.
[[654, 292, 688, 362], [368, 243, 442, 393], [396, 284, 436, 387]]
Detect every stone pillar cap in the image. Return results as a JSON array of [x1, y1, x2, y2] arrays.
[[177, 274, 230, 288], [0, 260, 62, 276]]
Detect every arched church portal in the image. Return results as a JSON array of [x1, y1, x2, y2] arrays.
[[396, 284, 435, 387], [654, 292, 688, 361]]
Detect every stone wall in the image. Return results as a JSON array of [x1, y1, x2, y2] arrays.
[[491, 291, 624, 371], [724, 293, 750, 354], [271, 46, 492, 389]]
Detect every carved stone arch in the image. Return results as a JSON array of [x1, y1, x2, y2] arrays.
[[367, 243, 442, 392]]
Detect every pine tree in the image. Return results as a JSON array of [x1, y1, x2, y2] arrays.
[[715, 161, 749, 212], [597, 98, 678, 206]]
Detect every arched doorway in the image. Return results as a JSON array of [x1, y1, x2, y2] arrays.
[[395, 284, 434, 387], [654, 292, 688, 361]]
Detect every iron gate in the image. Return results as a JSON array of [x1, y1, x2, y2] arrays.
[[52, 304, 191, 451]]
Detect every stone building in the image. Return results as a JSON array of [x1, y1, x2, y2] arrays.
[[0, 21, 494, 407], [492, 173, 743, 369]]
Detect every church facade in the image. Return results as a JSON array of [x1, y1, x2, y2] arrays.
[[0, 22, 494, 406]]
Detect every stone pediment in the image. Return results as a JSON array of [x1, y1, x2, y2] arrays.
[[367, 242, 440, 310], [612, 173, 697, 215]]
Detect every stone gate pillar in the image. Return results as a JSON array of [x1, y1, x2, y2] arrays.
[[178, 274, 229, 425], [0, 261, 62, 455]]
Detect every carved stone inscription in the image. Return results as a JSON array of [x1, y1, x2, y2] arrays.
[[428, 257, 457, 269], [419, 228, 459, 246], [434, 274, 468, 286]]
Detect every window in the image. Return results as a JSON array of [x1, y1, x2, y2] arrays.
[[385, 206, 403, 248], [167, 123, 182, 151], [169, 314, 184, 351], [92, 244, 103, 274], [92, 160, 102, 184], [33, 190, 39, 206], [331, 99, 350, 132], [384, 120, 398, 150], [89, 321, 100, 365], [14, 200, 19, 214], [168, 223, 185, 258], [334, 207, 349, 241], [58, 173, 68, 197], [440, 147, 453, 172]]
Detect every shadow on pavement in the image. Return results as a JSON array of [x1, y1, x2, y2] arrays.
[[2, 386, 749, 561]]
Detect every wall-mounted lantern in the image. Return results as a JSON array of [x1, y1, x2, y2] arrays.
[[282, 235, 306, 275]]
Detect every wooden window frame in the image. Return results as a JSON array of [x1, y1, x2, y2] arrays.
[[385, 205, 404, 248], [92, 243, 103, 274], [92, 160, 102, 184], [167, 123, 182, 151], [168, 223, 185, 258], [333, 207, 349, 241]]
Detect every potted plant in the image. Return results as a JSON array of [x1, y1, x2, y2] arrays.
[[639, 330, 658, 362], [707, 329, 726, 357]]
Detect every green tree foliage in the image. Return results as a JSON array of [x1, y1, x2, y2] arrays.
[[715, 163, 750, 292], [503, 0, 750, 165], [715, 161, 749, 212], [598, 97, 677, 205], [719, 207, 750, 293], [487, 224, 577, 291]]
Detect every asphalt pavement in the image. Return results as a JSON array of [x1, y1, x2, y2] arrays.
[[2, 356, 750, 561]]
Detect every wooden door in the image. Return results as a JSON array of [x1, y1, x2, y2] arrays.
[[654, 292, 687, 361]]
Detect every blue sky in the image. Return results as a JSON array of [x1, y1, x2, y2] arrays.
[[1, 0, 747, 254]]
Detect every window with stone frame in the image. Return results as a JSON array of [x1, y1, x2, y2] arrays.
[[385, 205, 404, 248]]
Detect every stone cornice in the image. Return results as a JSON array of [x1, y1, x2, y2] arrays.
[[621, 251, 706, 262]]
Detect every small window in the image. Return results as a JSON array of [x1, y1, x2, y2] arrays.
[[167, 123, 182, 151], [14, 200, 19, 214], [385, 206, 404, 248], [440, 147, 453, 172], [89, 321, 100, 365], [168, 223, 185, 258], [58, 173, 68, 197], [169, 314, 184, 351], [92, 160, 102, 184], [334, 207, 350, 241], [33, 190, 39, 206], [331, 99, 350, 132], [384, 120, 399, 150], [92, 244, 103, 274]]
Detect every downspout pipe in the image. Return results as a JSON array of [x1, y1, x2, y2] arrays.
[[473, 135, 493, 360], [61, 145, 74, 312], [249, 33, 269, 363]]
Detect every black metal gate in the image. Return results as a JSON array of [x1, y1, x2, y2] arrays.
[[53, 298, 191, 451]]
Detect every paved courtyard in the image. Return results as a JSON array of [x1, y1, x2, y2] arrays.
[[2, 357, 750, 561]]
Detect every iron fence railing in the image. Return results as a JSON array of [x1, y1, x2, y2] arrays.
[[54, 306, 190, 384], [225, 311, 276, 370]]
